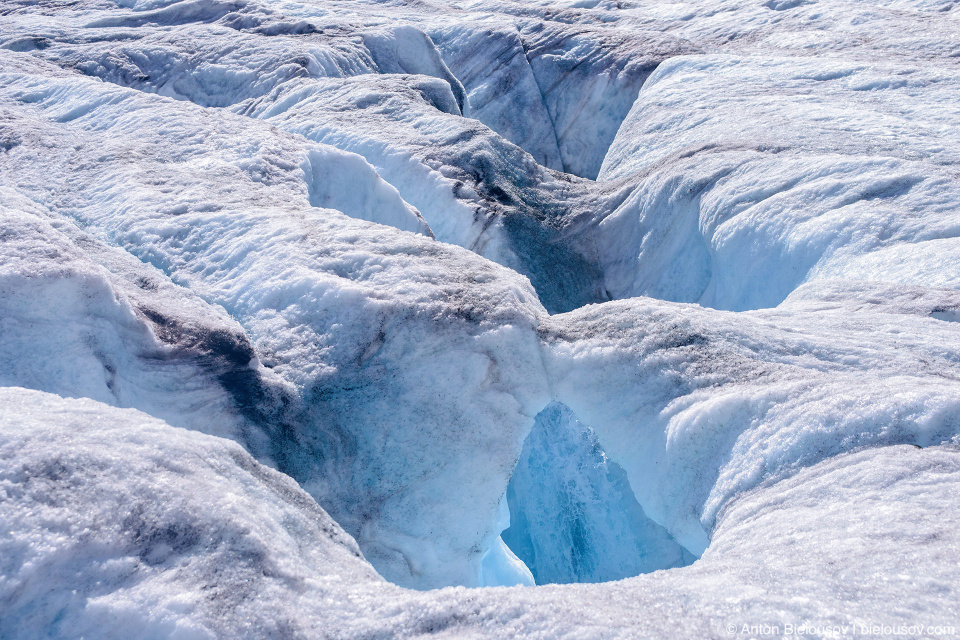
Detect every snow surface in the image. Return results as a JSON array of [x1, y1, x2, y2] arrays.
[[0, 388, 383, 639], [1, 0, 960, 636]]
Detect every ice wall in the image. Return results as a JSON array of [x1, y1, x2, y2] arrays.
[[503, 403, 694, 584]]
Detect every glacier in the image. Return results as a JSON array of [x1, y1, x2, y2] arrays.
[[1, 0, 960, 637]]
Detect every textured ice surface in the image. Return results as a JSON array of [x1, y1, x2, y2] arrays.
[[543, 289, 960, 554], [1, 0, 960, 636], [0, 187, 284, 456]]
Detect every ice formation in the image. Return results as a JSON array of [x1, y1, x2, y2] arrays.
[[1, 0, 959, 637]]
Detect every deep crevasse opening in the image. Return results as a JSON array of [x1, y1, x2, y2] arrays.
[[501, 402, 697, 585]]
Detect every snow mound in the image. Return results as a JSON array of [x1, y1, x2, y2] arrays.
[[0, 387, 380, 640]]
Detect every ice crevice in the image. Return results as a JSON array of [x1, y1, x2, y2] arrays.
[[471, 312, 703, 587], [501, 401, 697, 585]]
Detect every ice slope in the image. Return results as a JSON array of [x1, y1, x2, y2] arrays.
[[235, 74, 617, 312], [509, 21, 694, 180], [595, 55, 960, 310], [543, 283, 960, 554], [427, 23, 566, 172], [4, 388, 959, 638], [0, 186, 288, 459], [428, 19, 697, 178]]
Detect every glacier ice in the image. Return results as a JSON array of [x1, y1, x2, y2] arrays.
[[0, 55, 555, 589], [0, 187, 286, 458], [542, 288, 960, 554], [503, 402, 695, 584], [1, 0, 960, 636]]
